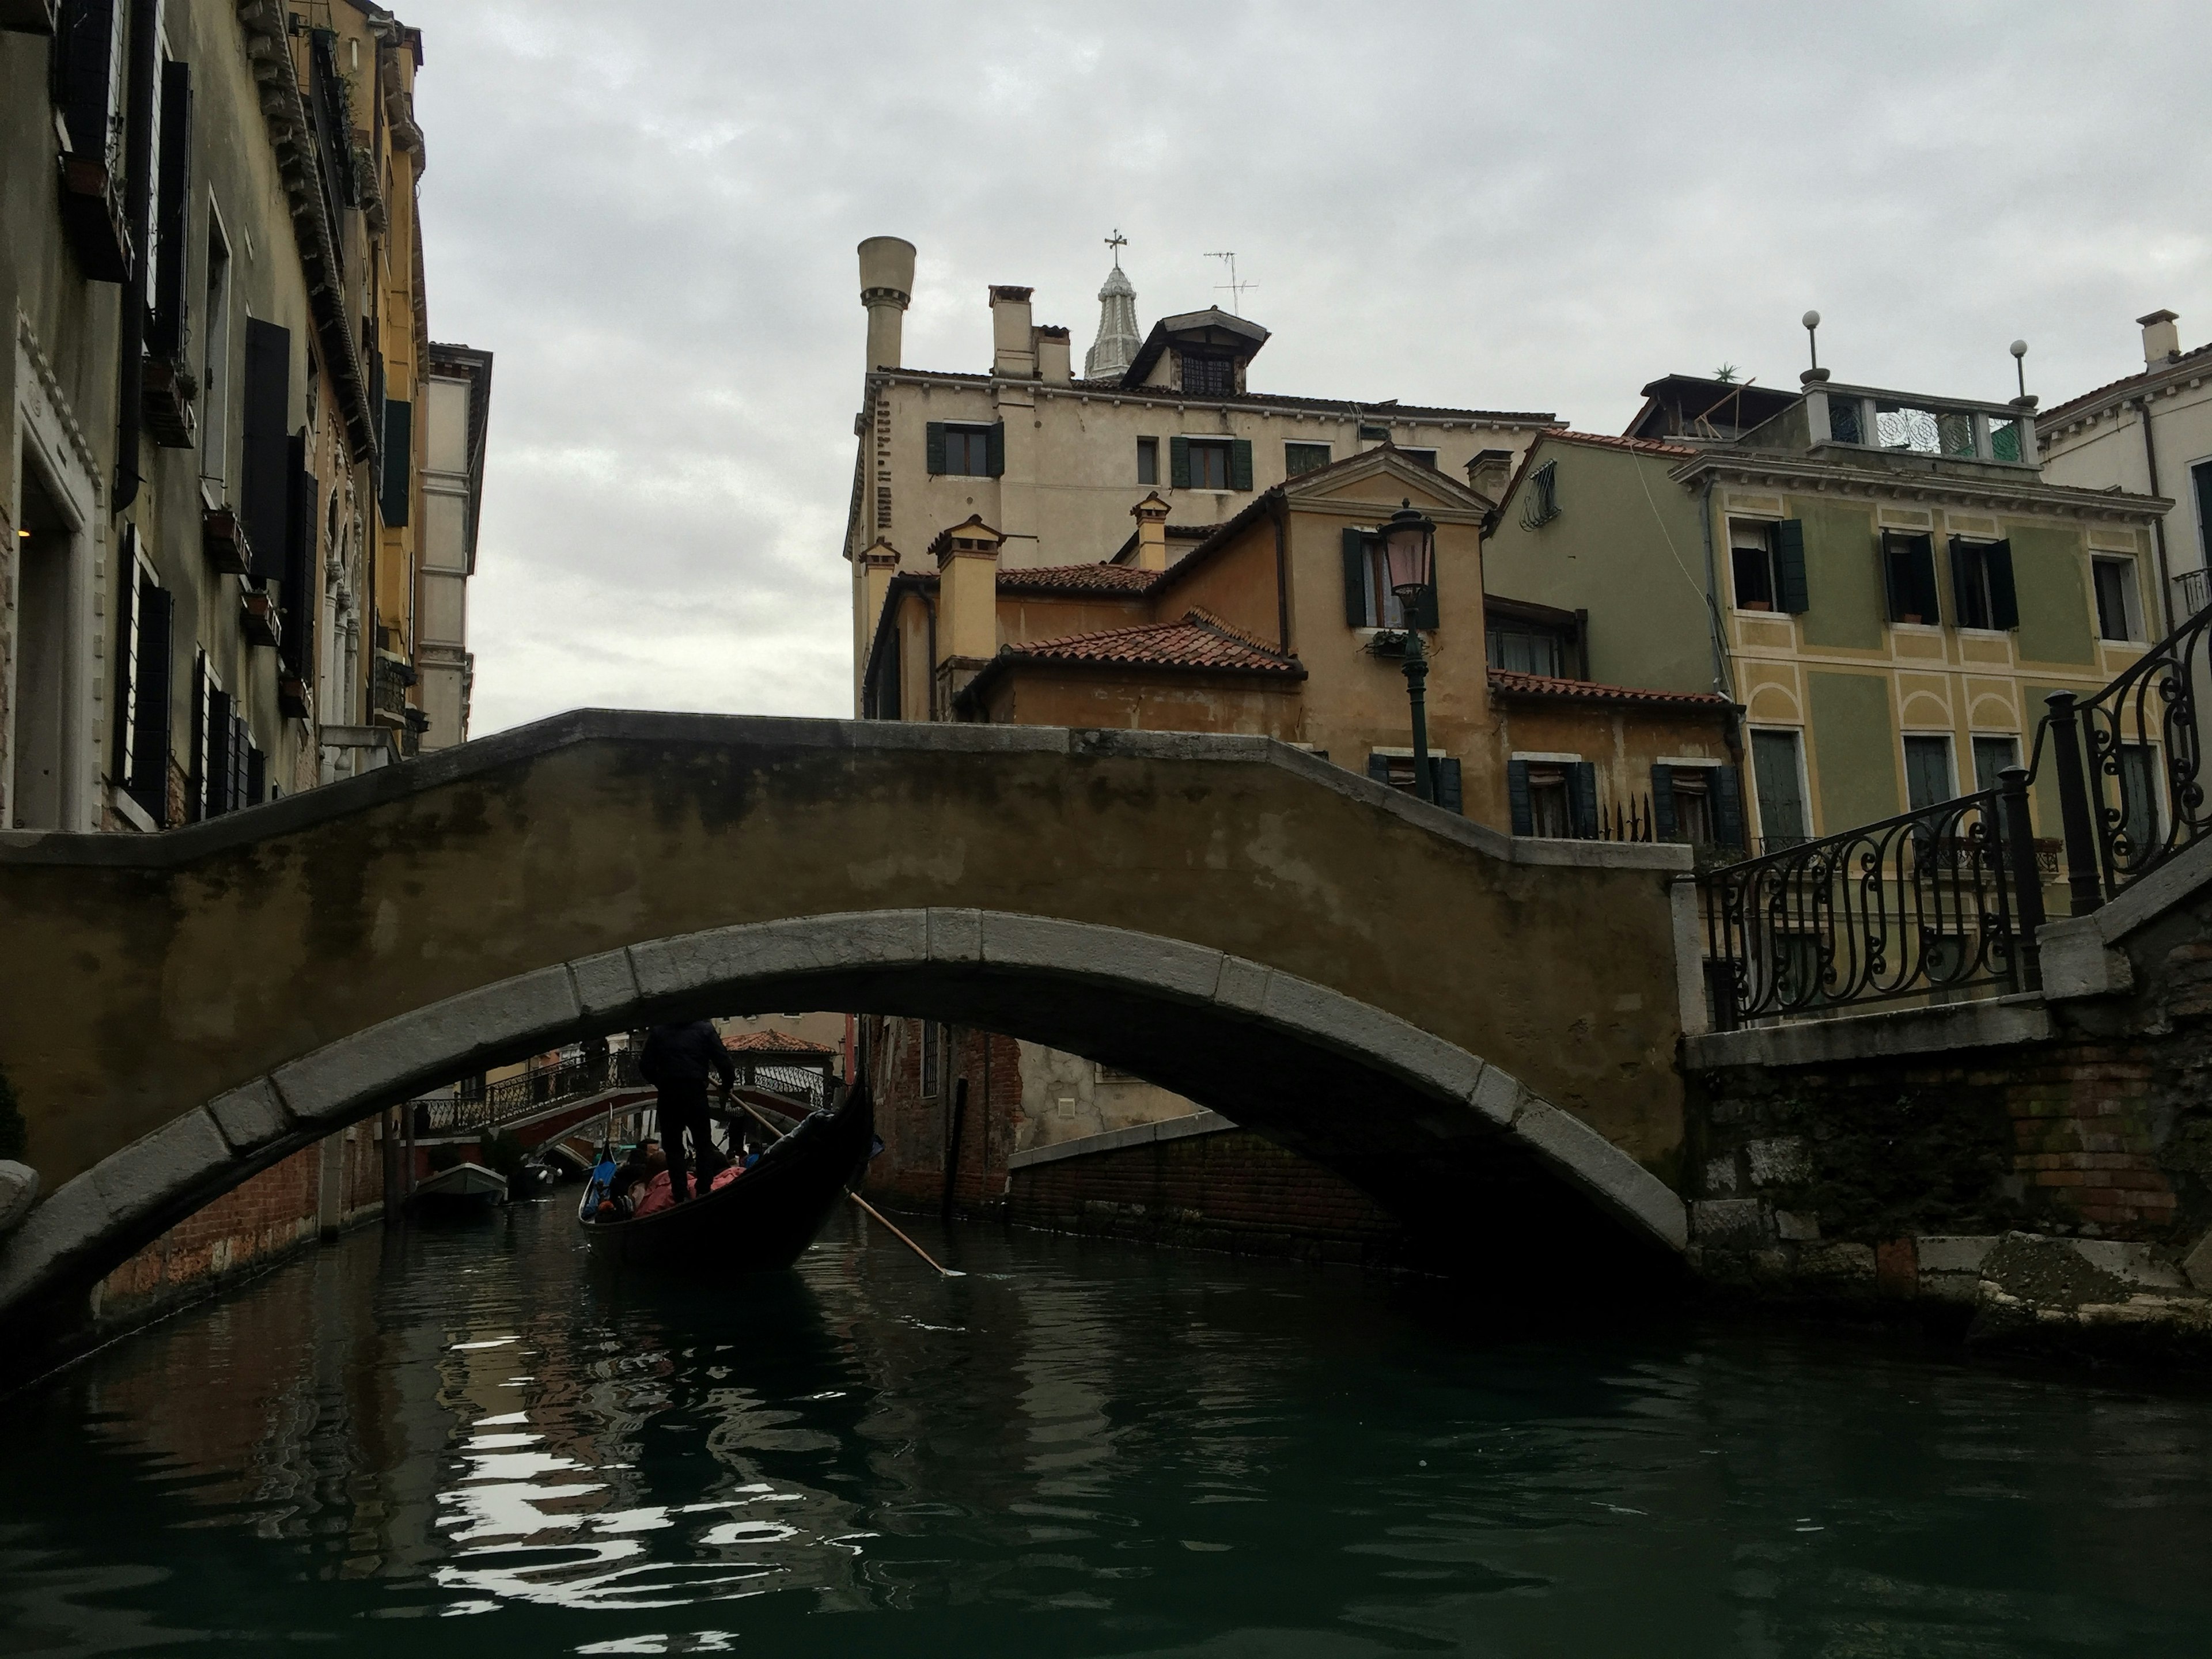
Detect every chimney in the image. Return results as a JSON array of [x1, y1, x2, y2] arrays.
[[933, 515, 1003, 669], [1130, 491, 1170, 570], [858, 236, 916, 372], [1466, 448, 1512, 501], [990, 286, 1035, 378], [859, 537, 902, 645], [2140, 308, 2181, 368], [1036, 324, 1071, 384]]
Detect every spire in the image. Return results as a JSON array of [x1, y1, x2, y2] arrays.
[[1085, 230, 1141, 380]]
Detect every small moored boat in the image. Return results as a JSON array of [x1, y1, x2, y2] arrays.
[[577, 1084, 874, 1273], [411, 1161, 509, 1210]]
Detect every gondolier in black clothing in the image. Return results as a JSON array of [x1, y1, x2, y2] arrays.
[[639, 1021, 737, 1203]]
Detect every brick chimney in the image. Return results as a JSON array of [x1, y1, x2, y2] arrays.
[[1130, 491, 1171, 571], [991, 286, 1035, 378], [2141, 308, 2181, 368], [858, 236, 915, 372]]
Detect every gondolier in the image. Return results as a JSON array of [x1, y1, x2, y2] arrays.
[[639, 1020, 737, 1203]]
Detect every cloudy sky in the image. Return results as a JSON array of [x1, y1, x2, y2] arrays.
[[403, 1, 2212, 737]]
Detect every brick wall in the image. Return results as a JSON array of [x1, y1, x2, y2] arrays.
[[96, 1120, 388, 1325], [1007, 1128, 1406, 1268], [861, 1016, 1022, 1213]]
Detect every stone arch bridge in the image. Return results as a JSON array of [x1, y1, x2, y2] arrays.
[[0, 714, 1701, 1328]]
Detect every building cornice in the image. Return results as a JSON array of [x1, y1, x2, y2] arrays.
[[1666, 450, 2172, 522], [2038, 362, 2212, 441]]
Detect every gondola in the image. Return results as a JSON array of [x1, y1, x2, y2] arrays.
[[576, 1082, 874, 1273]]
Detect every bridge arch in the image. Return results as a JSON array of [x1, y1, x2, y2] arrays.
[[0, 910, 1685, 1320]]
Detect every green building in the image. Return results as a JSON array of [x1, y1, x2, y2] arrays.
[[1480, 373, 2171, 851]]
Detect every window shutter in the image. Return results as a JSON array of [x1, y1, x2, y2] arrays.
[[282, 437, 316, 679], [1366, 752, 1391, 786], [1569, 762, 1599, 839], [1774, 519, 1809, 613], [380, 396, 412, 527], [1947, 535, 1974, 624], [56, 0, 123, 164], [1228, 438, 1253, 492], [1508, 759, 1533, 836], [130, 584, 173, 823], [925, 422, 946, 475], [229, 713, 248, 813], [1343, 528, 1370, 626], [1986, 539, 2018, 630], [1434, 757, 1463, 815], [1714, 764, 1746, 851], [1650, 763, 1677, 840], [187, 650, 207, 822], [1169, 435, 1191, 490], [240, 319, 291, 573], [204, 688, 233, 818], [1914, 540, 1942, 625], [147, 59, 192, 359], [110, 550, 136, 780], [985, 421, 1005, 478], [248, 745, 266, 807]]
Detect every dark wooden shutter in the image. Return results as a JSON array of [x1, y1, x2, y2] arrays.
[[1507, 759, 1533, 835], [56, 0, 122, 161], [1169, 435, 1191, 490], [229, 713, 248, 813], [1714, 764, 1746, 851], [1986, 539, 2018, 630], [1434, 757, 1463, 815], [1366, 752, 1391, 786], [187, 649, 206, 821], [247, 744, 266, 806], [1228, 438, 1253, 492], [1947, 535, 1975, 626], [240, 317, 291, 573], [1914, 539, 1942, 624], [1650, 763, 1678, 840], [281, 435, 316, 679], [985, 421, 1005, 478], [204, 687, 233, 817], [146, 58, 191, 358], [925, 421, 946, 475], [380, 396, 412, 527], [1569, 762, 1599, 839], [110, 549, 136, 781], [1774, 519, 1809, 613], [1342, 528, 1370, 626], [130, 582, 172, 822]]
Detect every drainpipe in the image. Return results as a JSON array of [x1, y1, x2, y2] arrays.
[[1268, 491, 1291, 652], [1696, 475, 1734, 700], [2136, 396, 2176, 633], [112, 0, 160, 510]]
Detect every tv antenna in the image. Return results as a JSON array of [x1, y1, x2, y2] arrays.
[[1207, 251, 1258, 315]]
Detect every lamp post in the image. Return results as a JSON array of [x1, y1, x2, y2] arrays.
[[1381, 500, 1438, 804]]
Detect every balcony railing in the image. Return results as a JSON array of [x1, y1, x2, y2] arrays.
[[2173, 568, 2210, 620], [404, 1051, 837, 1140]]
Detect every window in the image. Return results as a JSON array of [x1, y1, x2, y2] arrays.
[[1285, 441, 1331, 478], [1358, 424, 1390, 442], [1370, 751, 1464, 813], [2195, 459, 2212, 567], [1828, 396, 1865, 446], [1520, 460, 1559, 528], [1136, 436, 1158, 486], [1949, 538, 2018, 631], [110, 533, 173, 825], [2116, 744, 2164, 861], [1507, 757, 1593, 838], [1526, 767, 1572, 836], [2093, 556, 2139, 642], [1342, 529, 1437, 629], [1903, 735, 1956, 811], [919, 1018, 940, 1098], [1731, 521, 1777, 611], [1186, 439, 1231, 490], [942, 425, 991, 477], [201, 206, 232, 487], [1653, 763, 1744, 850], [1487, 626, 1565, 676], [1750, 729, 1809, 848], [1971, 735, 2020, 794], [1883, 530, 1941, 625], [1181, 353, 1234, 396], [1396, 448, 1439, 470]]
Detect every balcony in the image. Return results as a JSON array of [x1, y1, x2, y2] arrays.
[[142, 355, 198, 449]]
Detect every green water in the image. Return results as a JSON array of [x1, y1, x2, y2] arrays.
[[0, 1199, 2207, 1656]]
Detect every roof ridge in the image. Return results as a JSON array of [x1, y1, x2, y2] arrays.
[[1486, 666, 1731, 708], [1181, 606, 1290, 658]]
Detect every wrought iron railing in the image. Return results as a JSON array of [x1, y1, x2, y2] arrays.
[[405, 1052, 836, 1138], [1700, 772, 2044, 1028], [2046, 604, 2212, 911]]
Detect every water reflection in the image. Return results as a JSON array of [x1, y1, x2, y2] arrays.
[[0, 1200, 2209, 1656]]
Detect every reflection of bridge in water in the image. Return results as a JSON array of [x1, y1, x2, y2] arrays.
[[0, 712, 1705, 1335]]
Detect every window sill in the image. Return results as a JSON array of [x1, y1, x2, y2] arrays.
[[108, 785, 157, 834]]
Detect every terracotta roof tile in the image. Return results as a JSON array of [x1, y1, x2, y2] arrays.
[[1540, 429, 1700, 459], [997, 563, 1165, 595], [722, 1031, 836, 1056], [1002, 609, 1304, 675], [887, 366, 1556, 426], [1487, 669, 1732, 709]]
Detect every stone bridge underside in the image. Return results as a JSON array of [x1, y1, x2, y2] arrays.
[[0, 713, 1698, 1323]]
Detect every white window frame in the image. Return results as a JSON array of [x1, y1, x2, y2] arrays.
[[200, 199, 234, 497], [1727, 516, 1782, 613], [2091, 554, 2144, 643]]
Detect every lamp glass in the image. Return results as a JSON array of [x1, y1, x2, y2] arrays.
[[1381, 503, 1435, 600]]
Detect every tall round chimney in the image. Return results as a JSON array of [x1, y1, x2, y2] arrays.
[[858, 237, 916, 373]]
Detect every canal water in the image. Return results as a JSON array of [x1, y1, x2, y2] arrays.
[[1, 1202, 2208, 1657]]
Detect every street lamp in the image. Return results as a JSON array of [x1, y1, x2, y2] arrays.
[[1381, 500, 1438, 804]]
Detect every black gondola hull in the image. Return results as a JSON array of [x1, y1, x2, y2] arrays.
[[578, 1084, 873, 1273]]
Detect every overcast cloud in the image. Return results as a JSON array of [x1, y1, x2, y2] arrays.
[[401, 1, 2212, 736]]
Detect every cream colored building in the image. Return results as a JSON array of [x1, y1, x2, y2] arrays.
[[843, 235, 1560, 707], [2039, 308, 2212, 626], [416, 343, 493, 751]]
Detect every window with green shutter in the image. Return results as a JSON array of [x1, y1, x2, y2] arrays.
[[1183, 439, 1233, 490], [1169, 435, 1191, 490], [930, 423, 998, 477], [1882, 531, 1941, 626], [1285, 441, 1331, 477]]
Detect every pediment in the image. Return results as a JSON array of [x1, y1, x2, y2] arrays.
[[1285, 446, 1495, 517]]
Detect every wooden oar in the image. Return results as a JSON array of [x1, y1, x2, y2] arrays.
[[726, 1093, 961, 1278]]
